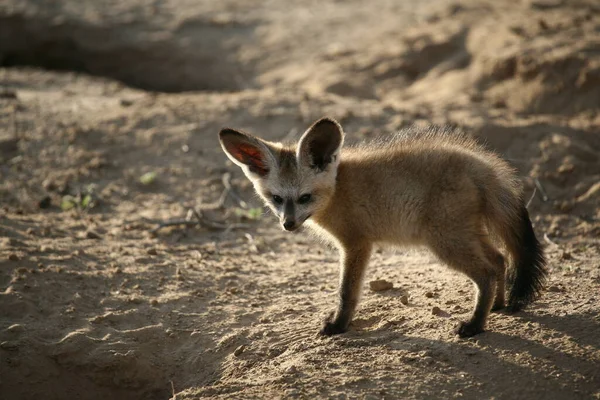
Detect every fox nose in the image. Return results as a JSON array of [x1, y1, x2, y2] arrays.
[[283, 220, 296, 231]]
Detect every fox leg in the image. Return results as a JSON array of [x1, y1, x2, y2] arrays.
[[320, 242, 372, 336], [481, 238, 506, 311], [430, 234, 496, 337]]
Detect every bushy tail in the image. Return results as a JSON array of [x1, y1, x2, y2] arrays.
[[480, 168, 548, 312], [504, 206, 548, 311]]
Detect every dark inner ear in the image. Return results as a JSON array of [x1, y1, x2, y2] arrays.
[[220, 129, 270, 176], [302, 119, 343, 171]]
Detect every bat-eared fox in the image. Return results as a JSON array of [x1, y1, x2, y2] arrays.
[[218, 117, 547, 337]]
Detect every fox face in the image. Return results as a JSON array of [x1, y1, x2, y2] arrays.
[[219, 118, 344, 231]]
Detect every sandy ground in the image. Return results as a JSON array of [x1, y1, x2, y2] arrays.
[[1, 0, 599, 399]]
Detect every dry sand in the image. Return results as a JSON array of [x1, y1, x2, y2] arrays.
[[0, 0, 599, 399]]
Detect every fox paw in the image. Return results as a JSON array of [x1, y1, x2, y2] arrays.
[[320, 321, 347, 336], [455, 321, 484, 338], [319, 314, 348, 336], [504, 302, 524, 314]]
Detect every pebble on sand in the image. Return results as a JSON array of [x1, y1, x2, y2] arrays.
[[85, 230, 102, 239], [431, 306, 452, 318], [0, 341, 19, 351], [0, 238, 15, 248], [38, 196, 52, 209], [233, 345, 246, 357], [369, 279, 394, 292], [547, 284, 565, 292], [285, 365, 298, 374], [7, 324, 24, 333]]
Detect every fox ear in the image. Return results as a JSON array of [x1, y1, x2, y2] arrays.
[[297, 117, 344, 171], [219, 128, 274, 177]]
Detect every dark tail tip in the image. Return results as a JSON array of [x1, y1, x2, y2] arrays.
[[507, 206, 548, 312]]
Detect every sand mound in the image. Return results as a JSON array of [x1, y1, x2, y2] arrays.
[[291, 0, 600, 118], [469, 2, 600, 115], [0, 4, 257, 91]]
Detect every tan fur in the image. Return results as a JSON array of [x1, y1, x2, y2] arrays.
[[219, 118, 541, 337]]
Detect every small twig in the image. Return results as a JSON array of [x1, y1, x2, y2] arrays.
[[245, 233, 259, 253], [222, 222, 253, 232], [282, 127, 299, 142], [149, 173, 254, 234], [189, 208, 202, 222], [217, 219, 254, 237], [525, 187, 537, 209], [189, 208, 229, 230], [573, 299, 591, 311], [194, 187, 229, 211], [534, 178, 549, 202], [170, 380, 176, 399], [216, 187, 230, 209], [543, 233, 559, 247], [149, 219, 199, 234], [222, 172, 248, 209], [12, 105, 19, 139]]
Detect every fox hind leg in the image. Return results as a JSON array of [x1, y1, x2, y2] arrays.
[[456, 265, 496, 337], [430, 234, 497, 337], [481, 238, 506, 311]]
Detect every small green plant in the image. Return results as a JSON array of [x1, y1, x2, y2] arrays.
[[60, 195, 78, 211], [234, 207, 263, 220], [139, 171, 158, 185], [61, 184, 98, 211], [61, 194, 95, 211]]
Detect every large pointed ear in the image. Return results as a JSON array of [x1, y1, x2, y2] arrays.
[[219, 128, 275, 177], [297, 117, 344, 171]]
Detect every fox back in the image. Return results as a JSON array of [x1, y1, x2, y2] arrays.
[[311, 126, 523, 245]]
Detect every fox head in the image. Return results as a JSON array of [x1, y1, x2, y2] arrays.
[[219, 117, 345, 231]]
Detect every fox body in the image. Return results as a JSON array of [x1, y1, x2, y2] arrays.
[[219, 118, 547, 337]]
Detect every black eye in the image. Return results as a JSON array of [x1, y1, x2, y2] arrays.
[[298, 194, 312, 204], [272, 195, 284, 205]]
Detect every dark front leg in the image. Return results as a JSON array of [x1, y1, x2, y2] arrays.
[[320, 242, 372, 336]]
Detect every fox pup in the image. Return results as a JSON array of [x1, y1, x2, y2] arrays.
[[218, 117, 547, 337]]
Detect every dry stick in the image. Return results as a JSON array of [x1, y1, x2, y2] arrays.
[[190, 208, 229, 230], [149, 182, 251, 233], [534, 178, 549, 202], [12, 105, 18, 139], [244, 233, 259, 253], [525, 187, 537, 209], [149, 219, 199, 234], [222, 172, 248, 209], [543, 233, 559, 247], [191, 189, 229, 213], [219, 221, 253, 237], [192, 203, 253, 235], [190, 172, 245, 210], [170, 380, 176, 399], [149, 186, 231, 233], [573, 299, 592, 311], [214, 186, 230, 210], [149, 209, 250, 233], [204, 175, 227, 186]]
